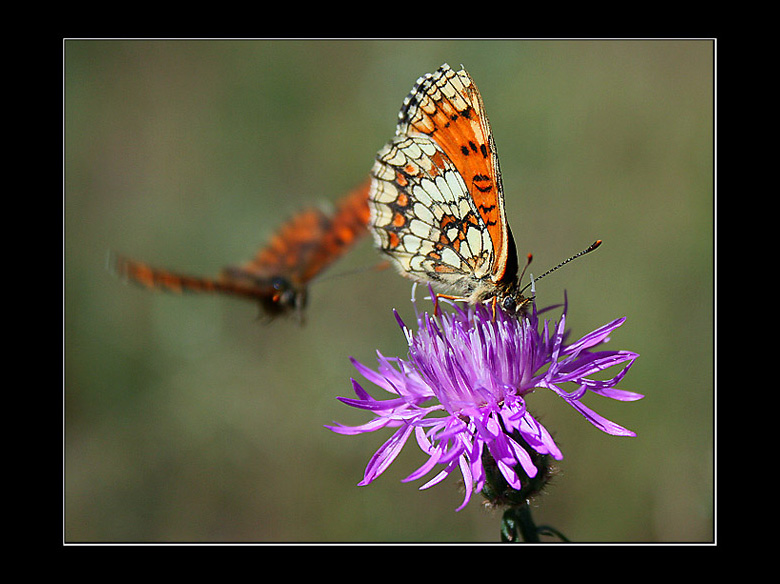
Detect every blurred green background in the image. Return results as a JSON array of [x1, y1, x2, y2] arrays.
[[64, 39, 713, 543]]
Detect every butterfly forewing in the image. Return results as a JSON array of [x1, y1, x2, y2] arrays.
[[396, 65, 509, 280], [369, 64, 515, 303]]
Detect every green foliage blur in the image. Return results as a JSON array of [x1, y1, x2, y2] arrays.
[[65, 39, 713, 543]]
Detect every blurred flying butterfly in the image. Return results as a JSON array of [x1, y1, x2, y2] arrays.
[[368, 63, 600, 316], [111, 180, 370, 321]]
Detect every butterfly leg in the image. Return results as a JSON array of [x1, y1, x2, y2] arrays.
[[433, 293, 462, 316]]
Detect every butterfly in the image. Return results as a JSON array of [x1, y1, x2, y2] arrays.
[[111, 180, 370, 320], [368, 63, 600, 315]]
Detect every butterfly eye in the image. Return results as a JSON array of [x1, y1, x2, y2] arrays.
[[501, 295, 517, 313], [270, 276, 290, 292]]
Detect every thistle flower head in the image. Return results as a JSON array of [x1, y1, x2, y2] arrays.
[[328, 291, 641, 511]]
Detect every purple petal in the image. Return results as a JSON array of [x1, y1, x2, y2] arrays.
[[325, 416, 399, 435], [591, 387, 644, 401], [557, 350, 638, 381], [403, 447, 444, 482], [418, 459, 457, 491], [497, 458, 523, 490], [360, 423, 416, 485], [566, 399, 637, 437], [455, 455, 474, 511], [336, 380, 410, 412], [349, 356, 401, 395], [520, 412, 563, 459], [562, 317, 626, 356]]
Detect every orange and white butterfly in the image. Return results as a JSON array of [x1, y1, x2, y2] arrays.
[[369, 63, 531, 314], [369, 63, 599, 315], [111, 180, 370, 320]]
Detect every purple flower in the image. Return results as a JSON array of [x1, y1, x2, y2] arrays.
[[327, 291, 641, 511]]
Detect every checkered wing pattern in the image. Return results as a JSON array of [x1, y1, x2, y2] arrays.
[[369, 64, 514, 303]]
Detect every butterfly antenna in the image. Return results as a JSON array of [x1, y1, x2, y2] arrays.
[[519, 240, 602, 295], [517, 252, 533, 287]]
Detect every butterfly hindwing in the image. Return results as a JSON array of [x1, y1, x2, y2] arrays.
[[370, 134, 495, 297]]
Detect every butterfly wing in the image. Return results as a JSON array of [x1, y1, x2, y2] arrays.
[[369, 64, 513, 301], [370, 135, 496, 298], [312, 179, 371, 281], [110, 254, 280, 302], [224, 180, 370, 292], [113, 181, 370, 318], [397, 65, 510, 281]]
